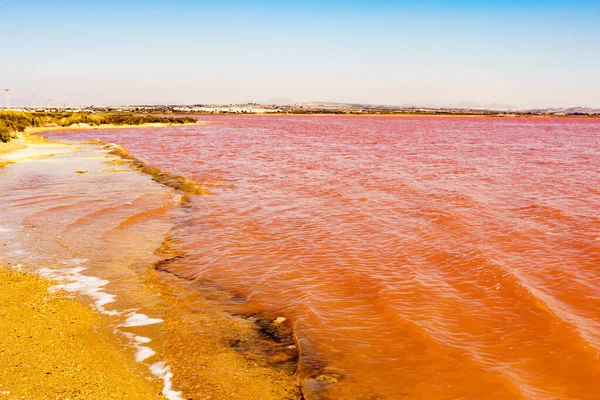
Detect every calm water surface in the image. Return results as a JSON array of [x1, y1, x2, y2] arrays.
[[49, 116, 600, 399]]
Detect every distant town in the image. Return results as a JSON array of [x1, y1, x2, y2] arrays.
[[3, 100, 600, 117]]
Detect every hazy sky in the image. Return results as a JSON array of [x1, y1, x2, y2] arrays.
[[2, 0, 599, 108]]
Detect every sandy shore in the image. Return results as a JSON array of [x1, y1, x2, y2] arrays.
[[0, 130, 303, 399], [25, 121, 201, 135], [0, 140, 26, 156], [0, 266, 164, 399], [0, 122, 197, 164]]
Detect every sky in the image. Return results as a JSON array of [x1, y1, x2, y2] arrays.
[[1, 0, 599, 109]]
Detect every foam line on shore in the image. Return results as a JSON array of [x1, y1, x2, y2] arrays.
[[121, 333, 157, 362], [122, 312, 164, 327], [135, 346, 156, 362], [150, 362, 184, 400], [38, 263, 119, 316], [133, 335, 156, 362], [36, 260, 182, 400]]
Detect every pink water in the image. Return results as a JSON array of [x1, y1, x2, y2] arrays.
[[48, 116, 600, 399]]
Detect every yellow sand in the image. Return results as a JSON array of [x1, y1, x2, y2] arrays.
[[0, 122, 198, 162], [0, 139, 26, 167], [0, 140, 26, 156], [24, 121, 199, 136], [0, 266, 164, 399]]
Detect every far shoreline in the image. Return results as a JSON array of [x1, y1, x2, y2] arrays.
[[26, 120, 201, 134], [0, 121, 203, 157], [172, 112, 600, 119]]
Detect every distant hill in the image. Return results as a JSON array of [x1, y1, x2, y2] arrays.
[[447, 101, 518, 110], [263, 98, 294, 106]]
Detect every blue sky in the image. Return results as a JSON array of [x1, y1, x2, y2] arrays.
[[1, 0, 599, 108]]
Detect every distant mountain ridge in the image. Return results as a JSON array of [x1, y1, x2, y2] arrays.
[[4, 99, 600, 116], [264, 101, 600, 115]]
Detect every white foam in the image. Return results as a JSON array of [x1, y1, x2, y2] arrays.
[[134, 335, 152, 344], [122, 312, 163, 327], [120, 332, 157, 362], [135, 346, 156, 362], [38, 265, 119, 315], [37, 263, 181, 399], [150, 362, 183, 400]]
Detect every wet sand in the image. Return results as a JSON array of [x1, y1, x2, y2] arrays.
[[0, 140, 26, 156], [0, 121, 200, 159], [0, 133, 301, 399], [0, 138, 28, 167]]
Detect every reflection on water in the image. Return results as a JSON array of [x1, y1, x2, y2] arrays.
[[43, 116, 600, 399]]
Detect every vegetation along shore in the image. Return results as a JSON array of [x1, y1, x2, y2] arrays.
[[0, 110, 197, 143]]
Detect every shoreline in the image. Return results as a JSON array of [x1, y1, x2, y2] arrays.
[[0, 121, 199, 162], [25, 121, 201, 134], [171, 112, 600, 119], [0, 132, 304, 399]]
